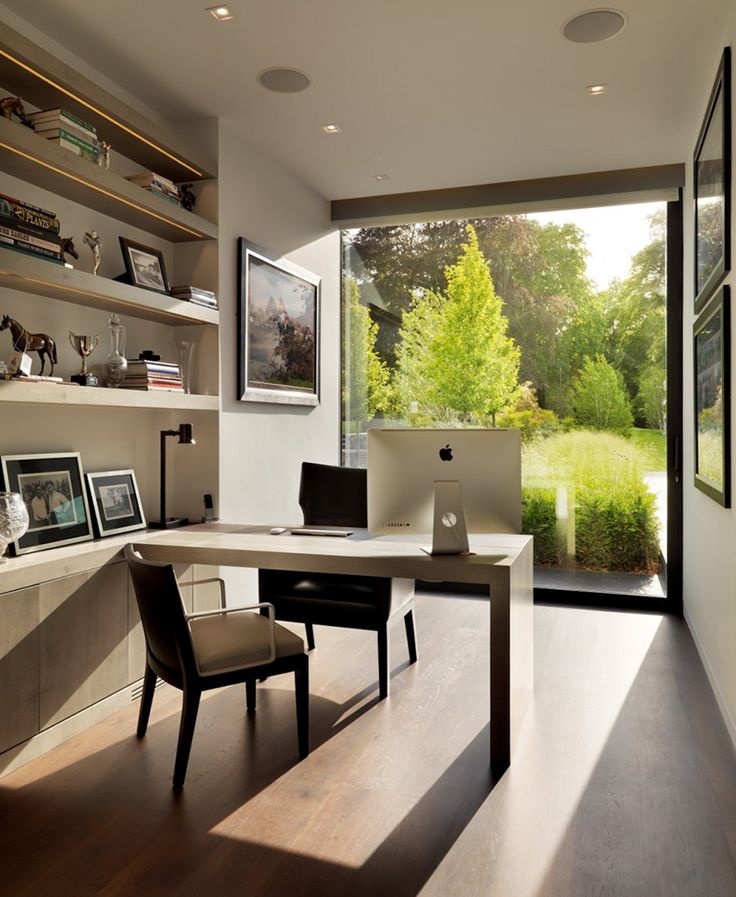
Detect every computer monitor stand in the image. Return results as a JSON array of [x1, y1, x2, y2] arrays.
[[421, 480, 473, 556]]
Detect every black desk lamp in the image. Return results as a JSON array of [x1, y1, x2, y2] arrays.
[[149, 423, 195, 529]]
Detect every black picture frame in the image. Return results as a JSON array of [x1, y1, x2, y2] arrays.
[[237, 238, 320, 406], [694, 47, 731, 313], [119, 236, 170, 295], [86, 469, 146, 537], [694, 285, 731, 506], [0, 452, 93, 555]]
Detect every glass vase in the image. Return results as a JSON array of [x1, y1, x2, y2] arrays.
[[105, 313, 128, 388], [178, 340, 195, 394], [0, 492, 29, 562]]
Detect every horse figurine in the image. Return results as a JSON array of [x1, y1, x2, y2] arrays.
[[59, 236, 79, 264], [0, 315, 58, 376], [0, 96, 33, 127]]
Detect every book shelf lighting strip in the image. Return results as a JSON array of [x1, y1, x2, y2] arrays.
[[0, 48, 204, 178], [0, 141, 206, 239]]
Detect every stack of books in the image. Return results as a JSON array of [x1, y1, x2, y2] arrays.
[[170, 285, 218, 309], [28, 108, 100, 164], [121, 358, 184, 392], [125, 172, 182, 206], [0, 192, 62, 263]]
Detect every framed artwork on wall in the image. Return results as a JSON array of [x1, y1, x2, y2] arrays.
[[694, 46, 731, 313], [0, 452, 93, 555], [237, 238, 320, 406], [693, 285, 731, 507], [119, 237, 170, 295], [86, 469, 146, 537]]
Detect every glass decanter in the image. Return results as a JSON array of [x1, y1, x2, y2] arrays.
[[0, 492, 29, 562], [105, 313, 127, 388]]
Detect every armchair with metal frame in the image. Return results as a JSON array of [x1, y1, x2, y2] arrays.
[[124, 545, 310, 790], [258, 462, 417, 699]]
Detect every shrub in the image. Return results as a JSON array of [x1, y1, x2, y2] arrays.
[[572, 355, 634, 432], [522, 487, 561, 565], [497, 381, 561, 442]]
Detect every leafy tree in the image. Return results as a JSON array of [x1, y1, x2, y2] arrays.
[[395, 226, 520, 424], [343, 277, 392, 424], [637, 365, 667, 432], [572, 355, 633, 432]]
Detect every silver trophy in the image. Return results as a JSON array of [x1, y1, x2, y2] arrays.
[[68, 331, 99, 386]]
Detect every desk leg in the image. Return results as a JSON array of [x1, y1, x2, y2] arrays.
[[490, 539, 534, 774]]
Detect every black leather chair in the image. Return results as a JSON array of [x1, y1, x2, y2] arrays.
[[258, 462, 417, 698], [124, 545, 309, 789]]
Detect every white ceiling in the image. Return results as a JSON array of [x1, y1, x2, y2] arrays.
[[2, 0, 732, 200]]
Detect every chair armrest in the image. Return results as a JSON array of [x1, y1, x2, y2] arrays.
[[186, 603, 276, 669], [190, 577, 227, 608]]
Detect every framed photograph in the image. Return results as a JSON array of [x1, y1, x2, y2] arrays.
[[86, 469, 146, 537], [237, 238, 320, 405], [694, 47, 731, 313], [694, 286, 731, 507], [0, 452, 93, 555], [119, 237, 170, 295]]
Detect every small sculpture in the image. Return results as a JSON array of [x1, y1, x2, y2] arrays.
[[0, 314, 58, 375], [68, 331, 99, 386], [83, 230, 101, 275], [59, 236, 79, 265], [180, 183, 196, 212], [98, 141, 111, 170], [0, 96, 33, 127]]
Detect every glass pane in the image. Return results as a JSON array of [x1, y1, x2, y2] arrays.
[[342, 204, 668, 599]]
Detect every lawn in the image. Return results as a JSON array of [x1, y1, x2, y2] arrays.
[[627, 427, 666, 471]]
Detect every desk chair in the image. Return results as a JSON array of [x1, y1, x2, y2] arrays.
[[124, 545, 309, 789], [258, 462, 417, 699]]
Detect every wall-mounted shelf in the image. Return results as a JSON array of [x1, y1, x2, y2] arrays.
[[0, 118, 217, 243], [0, 21, 215, 181], [0, 250, 219, 326], [0, 379, 219, 411]]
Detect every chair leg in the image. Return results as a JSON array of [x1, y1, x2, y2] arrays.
[[136, 663, 157, 738], [295, 658, 310, 759], [305, 623, 316, 651], [404, 609, 418, 664], [378, 626, 390, 699], [173, 686, 201, 790], [246, 678, 256, 713]]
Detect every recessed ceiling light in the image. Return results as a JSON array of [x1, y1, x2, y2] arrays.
[[563, 9, 627, 43], [374, 174, 390, 182], [322, 123, 342, 134], [207, 5, 234, 21], [587, 84, 608, 96], [257, 67, 311, 93]]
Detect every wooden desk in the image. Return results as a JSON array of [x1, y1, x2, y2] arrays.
[[137, 524, 534, 774]]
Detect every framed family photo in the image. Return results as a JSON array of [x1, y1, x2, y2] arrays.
[[119, 237, 170, 295], [694, 47, 731, 313], [0, 452, 92, 555], [237, 238, 320, 406], [694, 286, 731, 507], [86, 469, 146, 537]]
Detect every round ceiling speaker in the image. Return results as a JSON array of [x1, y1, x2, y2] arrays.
[[563, 9, 627, 43], [257, 67, 311, 93]]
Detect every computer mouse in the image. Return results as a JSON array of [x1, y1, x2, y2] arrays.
[[269, 527, 287, 535]]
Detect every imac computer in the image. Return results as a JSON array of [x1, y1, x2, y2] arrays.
[[367, 428, 521, 555]]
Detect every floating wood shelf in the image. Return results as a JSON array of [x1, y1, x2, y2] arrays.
[[0, 249, 219, 326], [0, 118, 217, 242], [0, 379, 219, 411]]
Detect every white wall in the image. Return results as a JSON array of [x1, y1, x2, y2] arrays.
[[683, 10, 736, 749], [216, 121, 340, 526]]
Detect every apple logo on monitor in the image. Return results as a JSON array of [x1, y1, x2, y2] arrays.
[[439, 444, 453, 461]]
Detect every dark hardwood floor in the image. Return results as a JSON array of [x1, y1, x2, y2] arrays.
[[0, 594, 735, 897]]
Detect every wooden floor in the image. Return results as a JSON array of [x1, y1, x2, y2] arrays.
[[1, 594, 735, 897]]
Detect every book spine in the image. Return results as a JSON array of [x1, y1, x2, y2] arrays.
[[52, 137, 100, 163], [0, 240, 63, 263], [0, 194, 60, 234], [147, 187, 182, 207], [34, 124, 101, 146], [50, 128, 100, 153], [29, 109, 97, 139], [127, 173, 177, 192], [0, 222, 62, 253], [0, 214, 62, 244], [126, 365, 181, 376]]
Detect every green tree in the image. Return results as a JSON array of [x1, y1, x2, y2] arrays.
[[343, 277, 392, 425], [572, 355, 634, 432], [395, 226, 520, 424], [637, 364, 667, 432]]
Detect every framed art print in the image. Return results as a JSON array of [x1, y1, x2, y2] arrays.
[[86, 469, 146, 537], [694, 285, 731, 506], [0, 452, 93, 555], [119, 237, 170, 295], [694, 47, 731, 313], [237, 238, 320, 406]]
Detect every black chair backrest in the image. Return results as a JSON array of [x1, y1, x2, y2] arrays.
[[299, 462, 367, 527], [124, 544, 196, 681]]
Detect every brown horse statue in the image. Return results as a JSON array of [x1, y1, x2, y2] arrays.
[[0, 96, 32, 127], [59, 236, 79, 263], [0, 315, 58, 376]]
